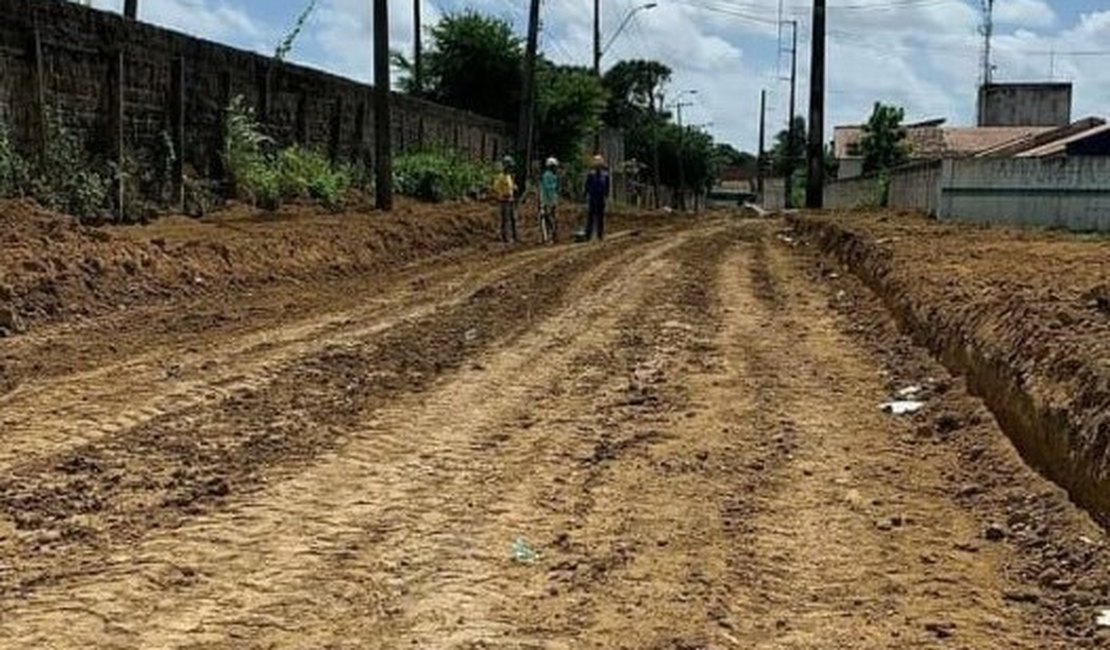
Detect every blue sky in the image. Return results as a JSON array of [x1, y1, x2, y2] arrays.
[[86, 1, 1110, 152]]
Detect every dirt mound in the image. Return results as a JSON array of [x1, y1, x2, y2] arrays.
[[789, 211, 1110, 526], [0, 199, 500, 335]]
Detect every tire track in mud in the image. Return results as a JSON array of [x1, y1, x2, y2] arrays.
[[0, 245, 562, 473], [719, 221, 1046, 648], [0, 227, 715, 648], [0, 231, 666, 600]]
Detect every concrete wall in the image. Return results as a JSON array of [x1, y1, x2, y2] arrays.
[[762, 177, 786, 211], [820, 156, 1110, 232], [0, 0, 510, 187], [978, 83, 1071, 127], [824, 175, 880, 209], [939, 157, 1110, 231]]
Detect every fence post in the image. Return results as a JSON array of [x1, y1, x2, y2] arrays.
[[170, 56, 185, 211], [32, 21, 47, 156], [294, 91, 307, 145], [109, 49, 125, 221], [328, 95, 343, 163]]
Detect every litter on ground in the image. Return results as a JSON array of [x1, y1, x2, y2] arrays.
[[881, 400, 925, 415]]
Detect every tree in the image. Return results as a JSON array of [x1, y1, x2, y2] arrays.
[[535, 64, 607, 165], [602, 59, 671, 129], [859, 102, 911, 174], [770, 116, 807, 177], [394, 11, 523, 122]]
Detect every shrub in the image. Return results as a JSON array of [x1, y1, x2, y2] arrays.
[[223, 96, 352, 211], [34, 111, 112, 221], [222, 96, 276, 208], [277, 146, 351, 210], [393, 150, 492, 202], [0, 117, 30, 198]]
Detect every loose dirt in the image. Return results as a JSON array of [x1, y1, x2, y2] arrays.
[[0, 205, 1106, 648]]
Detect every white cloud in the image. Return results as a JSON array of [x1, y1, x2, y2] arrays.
[[994, 0, 1056, 28], [79, 0, 1110, 155]]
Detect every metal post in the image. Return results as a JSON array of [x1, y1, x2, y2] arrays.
[[123, 0, 137, 19]]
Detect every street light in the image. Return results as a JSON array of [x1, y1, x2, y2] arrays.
[[600, 2, 659, 61], [593, 2, 658, 154]]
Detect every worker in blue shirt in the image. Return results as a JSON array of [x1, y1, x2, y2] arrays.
[[584, 155, 610, 241]]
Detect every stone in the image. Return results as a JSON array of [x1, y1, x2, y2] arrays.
[[984, 523, 1007, 542], [0, 307, 24, 335]]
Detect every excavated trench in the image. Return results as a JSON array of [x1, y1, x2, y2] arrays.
[[789, 214, 1109, 529]]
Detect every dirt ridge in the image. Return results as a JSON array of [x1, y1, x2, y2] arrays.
[[788, 212, 1110, 528]]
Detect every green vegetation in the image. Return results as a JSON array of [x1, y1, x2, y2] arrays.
[[0, 117, 29, 199], [393, 150, 493, 202], [394, 11, 523, 123], [860, 102, 911, 175], [222, 96, 352, 211], [0, 111, 112, 221], [36, 111, 113, 221]]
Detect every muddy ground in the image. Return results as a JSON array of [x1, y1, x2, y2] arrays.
[[0, 202, 1107, 648]]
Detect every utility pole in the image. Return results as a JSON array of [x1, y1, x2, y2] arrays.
[[674, 99, 693, 211], [374, 0, 393, 211], [805, 0, 826, 209], [757, 88, 766, 202], [123, 0, 137, 19], [592, 0, 602, 154], [785, 20, 798, 209], [593, 0, 602, 78], [413, 0, 423, 94], [651, 89, 662, 209], [517, 0, 541, 194]]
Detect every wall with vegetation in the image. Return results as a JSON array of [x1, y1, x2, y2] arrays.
[[0, 0, 510, 192]]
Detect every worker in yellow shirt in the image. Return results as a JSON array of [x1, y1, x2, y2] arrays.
[[492, 155, 518, 244]]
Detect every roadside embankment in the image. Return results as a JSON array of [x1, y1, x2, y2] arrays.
[[788, 210, 1110, 527]]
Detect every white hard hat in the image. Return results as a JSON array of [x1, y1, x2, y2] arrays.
[[545, 157, 559, 167]]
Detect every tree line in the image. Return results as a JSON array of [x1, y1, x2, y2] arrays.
[[393, 10, 746, 204]]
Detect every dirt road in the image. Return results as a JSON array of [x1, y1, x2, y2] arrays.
[[0, 216, 1106, 648]]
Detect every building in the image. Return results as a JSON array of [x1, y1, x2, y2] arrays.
[[978, 82, 1072, 127], [833, 119, 1051, 179], [834, 81, 1085, 179]]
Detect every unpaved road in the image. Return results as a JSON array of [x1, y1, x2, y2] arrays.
[[0, 217, 1106, 648]]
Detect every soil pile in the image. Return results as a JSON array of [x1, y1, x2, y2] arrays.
[[0, 199, 500, 335]]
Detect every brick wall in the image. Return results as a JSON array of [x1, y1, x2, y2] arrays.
[[0, 0, 510, 186]]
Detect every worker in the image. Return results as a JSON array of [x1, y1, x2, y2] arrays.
[[584, 154, 610, 241], [539, 157, 559, 244], [493, 155, 518, 243]]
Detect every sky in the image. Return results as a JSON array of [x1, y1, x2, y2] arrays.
[[85, 0, 1110, 153]]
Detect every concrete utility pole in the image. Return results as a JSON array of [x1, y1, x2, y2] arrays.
[[785, 20, 798, 209], [757, 88, 766, 201], [123, 0, 137, 19], [651, 89, 662, 209], [517, 0, 541, 194], [413, 0, 423, 93], [593, 0, 602, 154], [374, 0, 393, 211], [593, 0, 602, 78], [805, 0, 826, 209], [674, 98, 694, 210]]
